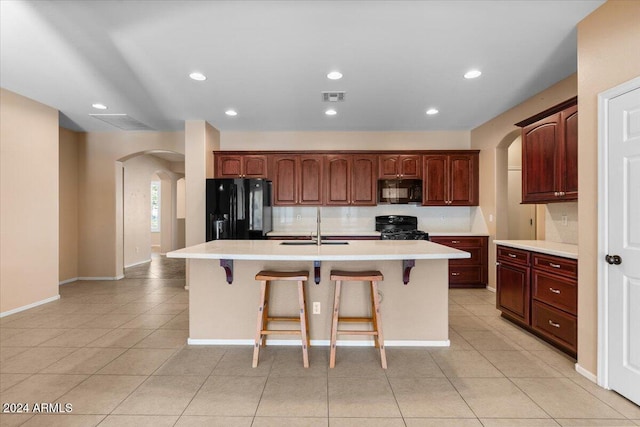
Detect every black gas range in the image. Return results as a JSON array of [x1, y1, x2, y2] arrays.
[[375, 215, 430, 240]]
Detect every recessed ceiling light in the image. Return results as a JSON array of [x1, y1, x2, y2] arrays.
[[327, 71, 343, 80], [225, 109, 237, 116], [426, 108, 439, 115], [189, 72, 207, 81], [92, 103, 107, 110], [325, 109, 337, 116], [464, 69, 482, 79]]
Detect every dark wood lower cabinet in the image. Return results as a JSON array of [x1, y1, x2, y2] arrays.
[[496, 245, 577, 357], [496, 260, 530, 325], [431, 236, 488, 288]]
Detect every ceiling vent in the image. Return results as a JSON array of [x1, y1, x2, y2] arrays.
[[322, 91, 346, 102], [89, 114, 154, 131]]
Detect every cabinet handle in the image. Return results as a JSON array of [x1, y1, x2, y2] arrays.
[[549, 287, 561, 294], [451, 272, 460, 276], [549, 263, 561, 268], [548, 320, 560, 328], [508, 253, 517, 258], [451, 240, 460, 244]]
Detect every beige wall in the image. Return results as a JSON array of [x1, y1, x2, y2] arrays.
[[185, 121, 219, 247], [1, 89, 59, 313], [577, 0, 640, 375], [470, 75, 578, 288], [77, 131, 184, 278], [221, 131, 470, 151], [59, 127, 79, 283]]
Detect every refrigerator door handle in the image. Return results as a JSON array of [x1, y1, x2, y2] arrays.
[[248, 183, 254, 231]]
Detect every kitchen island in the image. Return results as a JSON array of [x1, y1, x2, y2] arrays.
[[167, 239, 469, 347]]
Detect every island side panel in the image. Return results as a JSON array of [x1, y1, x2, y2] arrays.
[[188, 258, 449, 344]]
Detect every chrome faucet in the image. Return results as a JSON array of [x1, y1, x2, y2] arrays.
[[316, 206, 321, 246]]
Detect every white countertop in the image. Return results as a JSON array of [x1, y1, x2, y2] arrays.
[[493, 240, 578, 259], [267, 231, 381, 237], [167, 239, 470, 261], [267, 231, 489, 237]]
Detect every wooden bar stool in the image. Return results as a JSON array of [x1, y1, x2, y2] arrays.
[[253, 270, 310, 368], [329, 270, 387, 369]]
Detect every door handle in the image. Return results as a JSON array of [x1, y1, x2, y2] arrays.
[[605, 254, 622, 265]]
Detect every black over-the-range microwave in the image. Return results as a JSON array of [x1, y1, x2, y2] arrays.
[[377, 179, 422, 204]]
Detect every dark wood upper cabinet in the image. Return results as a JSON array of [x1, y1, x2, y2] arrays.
[[214, 150, 477, 207], [379, 154, 421, 179], [272, 155, 298, 205], [215, 154, 267, 178], [518, 98, 578, 204], [299, 155, 324, 205], [423, 152, 478, 206], [325, 155, 351, 205], [325, 154, 377, 206], [351, 155, 377, 206], [271, 155, 323, 205]]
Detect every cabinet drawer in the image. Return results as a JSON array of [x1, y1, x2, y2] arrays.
[[448, 266, 482, 284], [531, 301, 577, 352], [532, 253, 577, 278], [449, 247, 481, 266], [431, 237, 483, 247], [532, 270, 577, 314], [497, 246, 530, 266]]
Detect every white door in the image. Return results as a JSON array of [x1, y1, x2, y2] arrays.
[[607, 84, 640, 405]]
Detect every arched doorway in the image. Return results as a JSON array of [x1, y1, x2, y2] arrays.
[[496, 130, 542, 241], [117, 150, 185, 277]]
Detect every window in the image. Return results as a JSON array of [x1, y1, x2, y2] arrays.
[[150, 181, 161, 232]]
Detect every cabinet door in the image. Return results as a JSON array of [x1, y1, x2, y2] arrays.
[[422, 155, 448, 205], [522, 113, 562, 203], [243, 155, 268, 178], [399, 155, 421, 178], [325, 155, 351, 205], [449, 154, 478, 206], [497, 260, 530, 325], [272, 156, 298, 205], [351, 155, 377, 205], [561, 105, 578, 200], [215, 155, 243, 178], [379, 155, 400, 178], [299, 155, 323, 205]]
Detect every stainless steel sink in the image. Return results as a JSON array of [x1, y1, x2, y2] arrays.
[[280, 241, 349, 245]]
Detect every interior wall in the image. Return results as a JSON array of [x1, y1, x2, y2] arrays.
[[77, 131, 184, 278], [470, 74, 578, 289], [185, 121, 219, 248], [59, 127, 80, 283], [0, 89, 59, 314], [577, 0, 640, 376], [123, 155, 178, 267], [221, 131, 470, 150]]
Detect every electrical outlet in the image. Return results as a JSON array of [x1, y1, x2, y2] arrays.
[[135, 247, 139, 253], [296, 214, 301, 221], [312, 302, 321, 314], [562, 214, 568, 226]]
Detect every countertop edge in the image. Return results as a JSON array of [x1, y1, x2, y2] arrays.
[[493, 240, 578, 259]]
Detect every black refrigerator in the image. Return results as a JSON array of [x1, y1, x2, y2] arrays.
[[206, 178, 272, 241]]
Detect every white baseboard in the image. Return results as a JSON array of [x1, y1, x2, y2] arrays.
[[575, 363, 598, 383], [59, 277, 78, 285], [124, 259, 151, 268], [486, 286, 496, 292], [187, 338, 450, 347], [0, 295, 60, 318], [77, 275, 125, 281]]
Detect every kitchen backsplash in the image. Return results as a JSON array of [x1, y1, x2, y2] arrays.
[[272, 205, 488, 234], [545, 202, 578, 244]]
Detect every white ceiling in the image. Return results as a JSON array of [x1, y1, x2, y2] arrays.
[[0, 0, 604, 133]]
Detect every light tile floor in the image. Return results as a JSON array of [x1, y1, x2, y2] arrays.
[[1, 255, 638, 426]]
